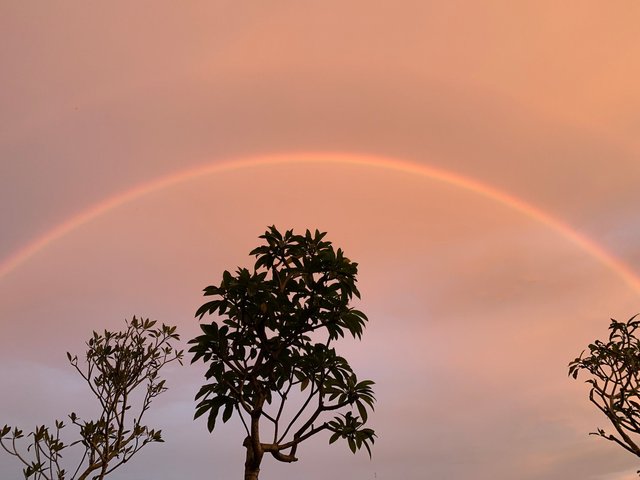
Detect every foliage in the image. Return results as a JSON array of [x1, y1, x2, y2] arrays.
[[569, 315, 640, 469], [189, 226, 376, 478], [1, 317, 183, 480]]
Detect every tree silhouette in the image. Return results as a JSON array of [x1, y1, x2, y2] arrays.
[[569, 315, 640, 471], [189, 226, 376, 480], [1, 317, 183, 480]]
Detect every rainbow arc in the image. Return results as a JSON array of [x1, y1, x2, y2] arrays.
[[1, 152, 639, 293]]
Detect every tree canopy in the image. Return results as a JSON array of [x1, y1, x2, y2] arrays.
[[189, 226, 376, 479], [1, 317, 183, 480], [569, 315, 640, 466]]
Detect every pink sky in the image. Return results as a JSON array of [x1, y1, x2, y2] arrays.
[[2, 2, 640, 479]]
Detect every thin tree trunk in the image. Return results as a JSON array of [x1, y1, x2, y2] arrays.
[[243, 436, 262, 480], [244, 466, 260, 480]]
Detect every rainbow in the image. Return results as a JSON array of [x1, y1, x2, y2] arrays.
[[2, 152, 639, 292]]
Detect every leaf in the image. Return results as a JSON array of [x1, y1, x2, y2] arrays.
[[207, 410, 218, 433], [363, 438, 373, 458], [348, 437, 357, 454], [222, 401, 234, 423], [356, 401, 368, 423], [300, 378, 310, 391], [194, 404, 210, 420]]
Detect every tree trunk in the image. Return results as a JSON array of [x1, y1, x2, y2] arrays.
[[244, 466, 260, 480], [243, 436, 262, 480]]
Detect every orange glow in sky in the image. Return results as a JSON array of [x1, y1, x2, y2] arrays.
[[2, 3, 640, 480]]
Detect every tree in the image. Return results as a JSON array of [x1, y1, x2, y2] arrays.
[[189, 226, 376, 480], [569, 315, 640, 470], [1, 317, 183, 480]]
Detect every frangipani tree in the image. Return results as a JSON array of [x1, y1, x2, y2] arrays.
[[189, 226, 376, 480]]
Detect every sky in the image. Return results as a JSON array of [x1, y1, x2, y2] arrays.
[[2, 2, 640, 479]]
